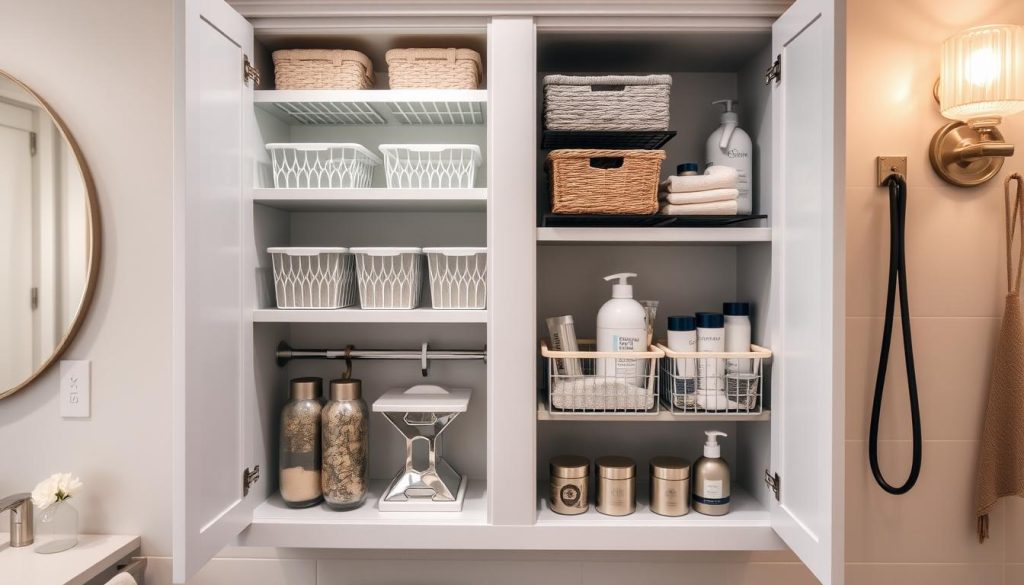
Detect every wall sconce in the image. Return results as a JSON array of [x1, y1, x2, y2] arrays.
[[930, 24, 1024, 187]]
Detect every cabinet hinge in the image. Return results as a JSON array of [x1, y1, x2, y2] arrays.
[[30, 287, 38, 310], [28, 132, 37, 156], [243, 54, 261, 88], [764, 54, 782, 86], [764, 469, 781, 501], [243, 465, 260, 496]]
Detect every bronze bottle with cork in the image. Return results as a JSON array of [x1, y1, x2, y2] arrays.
[[321, 378, 369, 510]]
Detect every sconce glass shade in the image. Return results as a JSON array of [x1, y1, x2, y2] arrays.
[[939, 24, 1024, 123]]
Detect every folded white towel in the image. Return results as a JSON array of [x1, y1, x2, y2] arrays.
[[660, 188, 738, 205], [659, 200, 739, 216], [661, 165, 738, 193]]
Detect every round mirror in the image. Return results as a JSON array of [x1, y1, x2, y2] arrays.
[[0, 70, 100, 400]]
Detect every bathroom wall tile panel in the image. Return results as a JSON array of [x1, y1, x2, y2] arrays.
[[1005, 498, 1024, 563], [579, 561, 734, 585], [845, 563, 1005, 585], [1007, 564, 1024, 585], [316, 559, 582, 585], [845, 185, 1008, 319], [846, 317, 999, 441], [846, 440, 1004, 563], [728, 562, 819, 585], [142, 557, 317, 585]]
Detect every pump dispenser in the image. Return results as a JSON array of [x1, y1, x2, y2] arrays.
[[596, 273, 647, 382], [706, 99, 752, 214], [692, 430, 731, 516]]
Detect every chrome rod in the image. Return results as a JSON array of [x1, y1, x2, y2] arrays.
[[276, 341, 486, 367]]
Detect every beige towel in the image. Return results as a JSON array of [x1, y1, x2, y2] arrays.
[[660, 165, 738, 193], [660, 188, 739, 205], [976, 174, 1024, 542], [659, 200, 738, 216]]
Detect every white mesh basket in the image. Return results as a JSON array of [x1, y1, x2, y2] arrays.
[[423, 247, 487, 310], [655, 343, 771, 416], [542, 340, 663, 414], [268, 247, 358, 309], [378, 144, 482, 188], [351, 247, 423, 309], [266, 143, 381, 189]]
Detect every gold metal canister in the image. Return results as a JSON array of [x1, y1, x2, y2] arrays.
[[595, 456, 636, 516], [649, 456, 691, 517], [549, 456, 590, 515]]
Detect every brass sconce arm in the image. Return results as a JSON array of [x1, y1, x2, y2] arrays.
[[930, 122, 1015, 187]]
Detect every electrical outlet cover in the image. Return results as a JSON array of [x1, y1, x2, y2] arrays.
[[60, 360, 90, 418]]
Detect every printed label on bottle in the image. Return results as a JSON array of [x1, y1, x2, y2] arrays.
[[611, 332, 642, 377], [560, 484, 582, 507], [703, 479, 723, 498]]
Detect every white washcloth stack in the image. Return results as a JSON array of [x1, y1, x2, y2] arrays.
[[659, 165, 739, 215]]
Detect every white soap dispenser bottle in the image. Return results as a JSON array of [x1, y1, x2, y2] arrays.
[[706, 99, 753, 214], [596, 273, 648, 382]]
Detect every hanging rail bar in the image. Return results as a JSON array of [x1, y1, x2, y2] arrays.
[[276, 341, 486, 374]]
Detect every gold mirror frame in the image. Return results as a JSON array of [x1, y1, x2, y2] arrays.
[[0, 69, 101, 401]]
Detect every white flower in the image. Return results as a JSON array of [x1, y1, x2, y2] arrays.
[[31, 473, 82, 510]]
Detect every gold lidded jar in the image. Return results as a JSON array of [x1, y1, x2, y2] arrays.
[[649, 456, 691, 517], [549, 455, 589, 515], [595, 456, 636, 516], [321, 378, 369, 510], [280, 377, 323, 508]]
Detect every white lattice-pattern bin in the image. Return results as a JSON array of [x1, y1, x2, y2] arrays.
[[423, 247, 487, 310], [266, 143, 381, 189], [378, 144, 482, 188], [351, 247, 424, 310], [268, 247, 358, 309]]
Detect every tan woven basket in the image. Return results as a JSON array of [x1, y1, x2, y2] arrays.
[[385, 48, 482, 89], [548, 149, 666, 215], [272, 49, 375, 90]]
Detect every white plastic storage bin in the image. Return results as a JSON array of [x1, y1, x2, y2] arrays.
[[378, 144, 482, 189], [266, 143, 381, 189], [351, 247, 424, 310], [423, 247, 487, 310], [268, 247, 358, 309]]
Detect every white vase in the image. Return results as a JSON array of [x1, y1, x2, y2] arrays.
[[34, 500, 78, 554]]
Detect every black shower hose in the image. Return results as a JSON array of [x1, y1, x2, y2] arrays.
[[868, 174, 922, 495]]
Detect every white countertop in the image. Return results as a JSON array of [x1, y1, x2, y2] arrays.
[[0, 533, 140, 585]]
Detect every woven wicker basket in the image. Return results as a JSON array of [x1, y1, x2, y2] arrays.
[[272, 49, 375, 90], [548, 149, 666, 215], [385, 48, 482, 89], [543, 75, 672, 131]]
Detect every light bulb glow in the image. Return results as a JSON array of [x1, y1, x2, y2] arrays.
[[966, 47, 1000, 86]]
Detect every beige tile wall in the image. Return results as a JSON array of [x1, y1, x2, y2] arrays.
[[845, 0, 1024, 584]]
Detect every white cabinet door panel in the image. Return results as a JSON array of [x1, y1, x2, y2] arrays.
[[173, 0, 254, 582], [769, 0, 843, 583]]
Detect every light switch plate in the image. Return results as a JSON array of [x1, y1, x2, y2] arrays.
[[60, 360, 90, 418]]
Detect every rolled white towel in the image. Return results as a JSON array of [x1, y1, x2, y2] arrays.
[[105, 573, 137, 585], [659, 200, 739, 216], [660, 188, 738, 205], [661, 165, 738, 193]]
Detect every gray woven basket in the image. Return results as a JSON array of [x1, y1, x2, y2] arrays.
[[543, 75, 672, 131]]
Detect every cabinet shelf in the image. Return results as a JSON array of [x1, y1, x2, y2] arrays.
[[253, 188, 487, 212], [253, 308, 487, 324], [537, 399, 771, 422], [537, 227, 772, 243], [239, 480, 780, 550], [255, 89, 487, 126]]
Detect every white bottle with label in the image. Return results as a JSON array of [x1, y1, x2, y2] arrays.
[[723, 302, 752, 374], [692, 430, 731, 516], [596, 273, 647, 384], [706, 99, 752, 214]]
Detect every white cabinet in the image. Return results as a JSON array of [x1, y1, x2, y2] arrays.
[[173, 1, 843, 584]]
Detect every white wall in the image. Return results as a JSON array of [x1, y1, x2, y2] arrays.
[[0, 0, 173, 557]]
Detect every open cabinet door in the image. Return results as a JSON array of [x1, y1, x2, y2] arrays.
[[173, 0, 256, 582], [769, 0, 844, 584]]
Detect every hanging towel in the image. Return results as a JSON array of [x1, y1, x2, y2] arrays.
[[659, 200, 739, 216], [661, 165, 738, 193], [660, 188, 739, 205], [976, 173, 1024, 542]]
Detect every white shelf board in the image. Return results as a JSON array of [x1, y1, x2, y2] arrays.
[[239, 480, 782, 550], [0, 534, 140, 585], [255, 89, 487, 126], [253, 188, 487, 212], [253, 308, 487, 324], [536, 227, 772, 243], [537, 399, 771, 422]]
